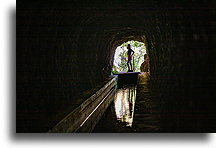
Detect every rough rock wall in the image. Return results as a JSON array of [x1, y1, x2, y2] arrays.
[[17, 0, 215, 132], [148, 1, 216, 131]]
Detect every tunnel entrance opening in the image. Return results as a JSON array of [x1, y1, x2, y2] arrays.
[[112, 40, 147, 74]]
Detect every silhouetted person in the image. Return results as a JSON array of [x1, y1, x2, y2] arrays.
[[127, 44, 135, 72], [140, 54, 149, 72]]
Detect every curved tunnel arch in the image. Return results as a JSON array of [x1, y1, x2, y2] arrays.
[[108, 32, 149, 73], [77, 16, 153, 82]]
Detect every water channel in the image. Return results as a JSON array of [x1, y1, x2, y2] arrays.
[[93, 73, 161, 133]]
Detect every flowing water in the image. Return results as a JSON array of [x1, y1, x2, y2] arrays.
[[93, 73, 161, 133]]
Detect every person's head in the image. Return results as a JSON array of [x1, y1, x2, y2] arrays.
[[127, 44, 131, 49], [144, 54, 147, 60]]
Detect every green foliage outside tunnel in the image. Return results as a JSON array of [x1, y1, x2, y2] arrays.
[[112, 40, 146, 74]]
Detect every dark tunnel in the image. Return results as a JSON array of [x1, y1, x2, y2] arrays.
[[17, 0, 216, 132]]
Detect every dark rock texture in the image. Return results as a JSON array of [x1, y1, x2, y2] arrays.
[[17, 0, 216, 132]]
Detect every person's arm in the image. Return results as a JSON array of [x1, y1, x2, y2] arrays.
[[132, 49, 135, 55]]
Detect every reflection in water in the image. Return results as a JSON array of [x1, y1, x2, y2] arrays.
[[93, 73, 160, 132], [114, 86, 136, 127]]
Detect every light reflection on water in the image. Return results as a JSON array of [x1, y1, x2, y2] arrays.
[[114, 86, 137, 127]]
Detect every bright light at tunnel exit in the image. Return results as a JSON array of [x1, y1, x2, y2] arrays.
[[112, 40, 147, 73]]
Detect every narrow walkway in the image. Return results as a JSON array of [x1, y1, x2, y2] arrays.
[[93, 72, 161, 132], [132, 72, 161, 132]]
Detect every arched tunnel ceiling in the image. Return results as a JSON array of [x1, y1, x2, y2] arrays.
[[74, 8, 155, 73]]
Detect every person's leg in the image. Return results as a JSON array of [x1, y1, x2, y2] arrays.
[[127, 61, 130, 71], [129, 61, 132, 71]]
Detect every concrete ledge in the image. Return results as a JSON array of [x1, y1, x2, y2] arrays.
[[49, 76, 117, 133], [116, 72, 140, 87]]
